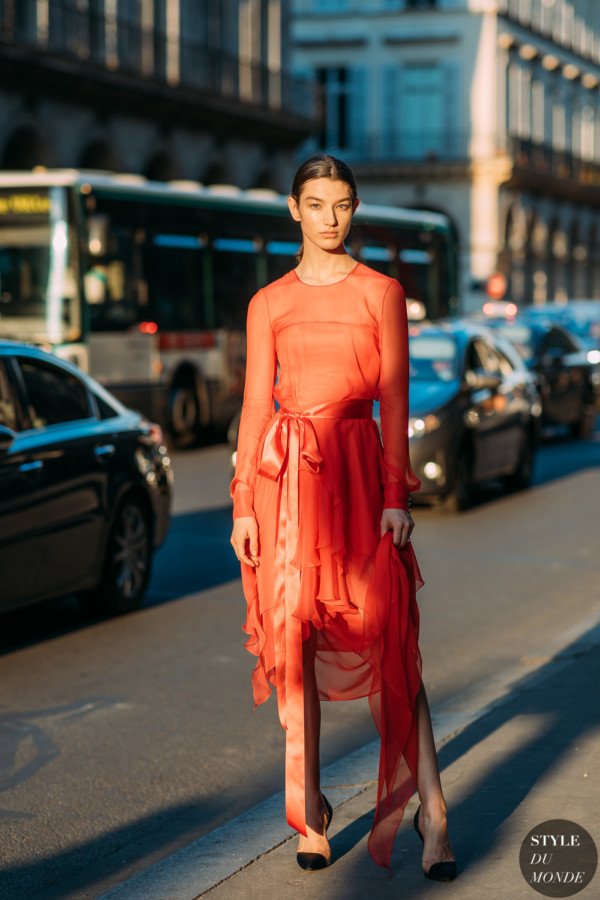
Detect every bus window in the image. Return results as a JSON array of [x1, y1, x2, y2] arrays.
[[85, 219, 141, 331], [265, 239, 299, 283], [211, 238, 260, 330], [144, 234, 208, 330]]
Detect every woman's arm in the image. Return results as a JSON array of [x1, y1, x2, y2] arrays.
[[379, 279, 421, 515], [230, 288, 277, 519]]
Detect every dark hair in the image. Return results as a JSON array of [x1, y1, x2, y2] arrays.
[[291, 154, 358, 261]]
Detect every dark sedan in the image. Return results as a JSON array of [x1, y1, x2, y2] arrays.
[[476, 314, 598, 438], [0, 342, 173, 615], [382, 321, 542, 510]]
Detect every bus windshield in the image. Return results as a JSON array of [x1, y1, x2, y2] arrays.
[[0, 187, 81, 343]]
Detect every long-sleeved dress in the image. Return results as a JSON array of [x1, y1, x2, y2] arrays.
[[230, 261, 424, 870]]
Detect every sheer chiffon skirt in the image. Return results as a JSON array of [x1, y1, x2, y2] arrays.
[[240, 412, 423, 870]]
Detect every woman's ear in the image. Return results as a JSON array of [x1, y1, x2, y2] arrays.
[[288, 195, 301, 222], [352, 197, 360, 214]]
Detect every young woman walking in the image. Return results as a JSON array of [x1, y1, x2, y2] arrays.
[[230, 155, 456, 881]]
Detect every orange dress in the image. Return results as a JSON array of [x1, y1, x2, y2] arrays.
[[230, 262, 423, 870]]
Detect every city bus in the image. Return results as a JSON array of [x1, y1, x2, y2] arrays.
[[0, 170, 460, 446]]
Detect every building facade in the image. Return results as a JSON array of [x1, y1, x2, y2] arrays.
[[0, 0, 319, 191], [292, 0, 600, 309]]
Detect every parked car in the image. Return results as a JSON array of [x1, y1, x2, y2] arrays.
[[522, 300, 600, 351], [474, 313, 598, 438], [227, 320, 542, 512], [0, 342, 173, 616]]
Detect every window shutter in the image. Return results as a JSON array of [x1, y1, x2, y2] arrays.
[[348, 66, 369, 157], [441, 60, 460, 157], [381, 64, 401, 159]]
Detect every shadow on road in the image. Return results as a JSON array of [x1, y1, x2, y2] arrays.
[[320, 622, 600, 894]]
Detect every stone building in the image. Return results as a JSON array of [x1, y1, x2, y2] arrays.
[[0, 0, 319, 191], [292, 0, 600, 308]]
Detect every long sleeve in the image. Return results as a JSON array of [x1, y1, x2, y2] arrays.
[[230, 288, 277, 519], [379, 279, 421, 510]]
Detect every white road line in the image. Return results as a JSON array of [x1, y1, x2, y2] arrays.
[[100, 613, 600, 900]]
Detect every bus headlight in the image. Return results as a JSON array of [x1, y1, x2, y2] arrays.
[[408, 415, 441, 438]]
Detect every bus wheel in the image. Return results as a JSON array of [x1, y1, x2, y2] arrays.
[[169, 383, 200, 448]]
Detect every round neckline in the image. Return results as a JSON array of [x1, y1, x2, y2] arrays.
[[292, 261, 361, 287]]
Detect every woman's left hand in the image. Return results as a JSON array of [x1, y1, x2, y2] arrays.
[[380, 507, 414, 548]]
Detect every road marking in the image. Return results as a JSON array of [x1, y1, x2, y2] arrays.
[[100, 612, 600, 900]]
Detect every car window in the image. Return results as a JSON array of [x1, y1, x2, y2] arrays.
[[18, 358, 92, 428], [94, 393, 119, 420], [542, 327, 577, 354], [468, 339, 501, 375], [490, 343, 516, 376], [0, 361, 19, 431]]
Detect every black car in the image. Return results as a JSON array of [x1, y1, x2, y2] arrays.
[[476, 314, 598, 438], [0, 342, 172, 615], [382, 320, 543, 510]]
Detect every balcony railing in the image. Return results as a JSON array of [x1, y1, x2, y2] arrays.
[[509, 137, 600, 189], [310, 130, 470, 164], [0, 0, 320, 121]]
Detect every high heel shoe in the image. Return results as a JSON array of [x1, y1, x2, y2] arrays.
[[413, 804, 457, 882], [296, 793, 333, 871]]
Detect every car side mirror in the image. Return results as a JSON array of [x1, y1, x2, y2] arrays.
[[464, 370, 501, 391], [0, 424, 16, 455]]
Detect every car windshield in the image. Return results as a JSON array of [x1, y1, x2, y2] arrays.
[[409, 333, 459, 381], [492, 322, 535, 360]]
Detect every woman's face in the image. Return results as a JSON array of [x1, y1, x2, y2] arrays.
[[288, 177, 359, 254]]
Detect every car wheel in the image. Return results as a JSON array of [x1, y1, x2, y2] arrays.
[[441, 448, 473, 513], [570, 397, 596, 440], [169, 383, 200, 449], [80, 497, 152, 616], [505, 434, 534, 492]]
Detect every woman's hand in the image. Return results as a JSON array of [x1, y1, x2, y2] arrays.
[[230, 516, 260, 567], [380, 507, 414, 548]]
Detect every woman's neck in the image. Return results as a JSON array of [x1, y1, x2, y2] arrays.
[[295, 246, 356, 285]]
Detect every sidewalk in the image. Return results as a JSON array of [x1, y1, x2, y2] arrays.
[[203, 630, 600, 900]]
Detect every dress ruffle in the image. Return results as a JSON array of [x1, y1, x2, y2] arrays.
[[240, 404, 423, 870]]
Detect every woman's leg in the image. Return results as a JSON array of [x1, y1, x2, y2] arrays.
[[297, 625, 330, 856], [415, 682, 455, 870]]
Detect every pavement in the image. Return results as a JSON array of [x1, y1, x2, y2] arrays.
[[101, 618, 600, 900]]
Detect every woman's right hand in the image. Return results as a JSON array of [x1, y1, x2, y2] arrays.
[[230, 516, 260, 567]]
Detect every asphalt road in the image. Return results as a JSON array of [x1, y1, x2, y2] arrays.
[[0, 428, 598, 899]]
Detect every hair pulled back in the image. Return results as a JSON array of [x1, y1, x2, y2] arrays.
[[291, 154, 358, 262]]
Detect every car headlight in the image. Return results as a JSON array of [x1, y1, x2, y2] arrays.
[[408, 414, 441, 438]]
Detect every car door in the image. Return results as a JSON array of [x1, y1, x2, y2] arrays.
[[10, 355, 111, 602], [0, 357, 44, 609], [464, 337, 511, 481], [537, 327, 582, 425], [488, 337, 533, 471]]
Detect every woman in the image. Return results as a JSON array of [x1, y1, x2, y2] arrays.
[[230, 155, 456, 881]]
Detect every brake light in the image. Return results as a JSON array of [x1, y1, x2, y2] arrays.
[[139, 321, 159, 334]]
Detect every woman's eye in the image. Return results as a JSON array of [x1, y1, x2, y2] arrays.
[[310, 203, 320, 209]]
